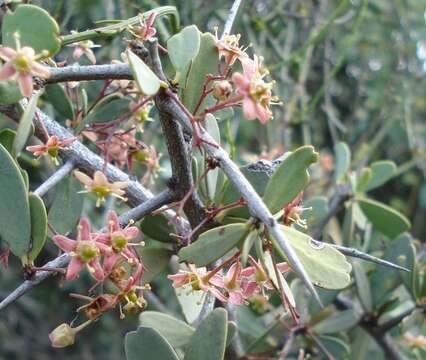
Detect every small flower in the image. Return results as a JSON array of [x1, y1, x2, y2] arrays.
[[52, 217, 110, 281], [215, 32, 249, 66], [49, 320, 92, 348], [212, 80, 232, 101], [282, 193, 311, 228], [26, 135, 76, 163], [232, 55, 274, 124], [129, 12, 157, 41], [100, 130, 138, 169], [74, 170, 128, 206], [0, 46, 50, 97], [168, 264, 227, 302], [68, 38, 100, 64], [77, 294, 117, 320], [94, 210, 140, 274], [241, 255, 290, 291], [134, 145, 161, 184]]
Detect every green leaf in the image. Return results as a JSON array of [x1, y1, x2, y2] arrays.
[[127, 49, 161, 96], [184, 308, 227, 360], [303, 196, 329, 226], [371, 234, 416, 307], [178, 223, 248, 266], [23, 193, 47, 264], [334, 142, 351, 182], [241, 230, 258, 265], [274, 225, 352, 289], [363, 160, 397, 191], [139, 214, 176, 243], [182, 32, 218, 113], [125, 326, 179, 360], [48, 177, 83, 235], [0, 144, 31, 256], [352, 260, 372, 313], [377, 300, 415, 327], [139, 311, 195, 348], [140, 247, 172, 282], [317, 335, 351, 359], [0, 80, 23, 105], [356, 167, 372, 192], [205, 114, 220, 199], [263, 146, 318, 214], [167, 25, 200, 80], [175, 287, 205, 324], [357, 197, 410, 239], [2, 4, 61, 57], [13, 92, 41, 156], [313, 309, 360, 334], [0, 129, 17, 154], [45, 84, 75, 120]]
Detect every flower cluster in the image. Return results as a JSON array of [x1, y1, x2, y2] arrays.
[[168, 255, 290, 306], [208, 32, 276, 124], [0, 46, 50, 97], [50, 212, 146, 347]]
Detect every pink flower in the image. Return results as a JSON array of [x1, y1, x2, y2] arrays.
[[130, 12, 157, 41], [0, 46, 50, 97], [94, 210, 140, 274], [68, 39, 99, 64], [213, 262, 258, 305], [215, 32, 249, 66], [168, 264, 228, 303], [26, 135, 76, 161], [232, 55, 274, 124], [241, 256, 290, 291], [53, 217, 111, 281]]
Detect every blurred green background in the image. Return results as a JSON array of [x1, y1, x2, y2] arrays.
[[0, 0, 425, 359]]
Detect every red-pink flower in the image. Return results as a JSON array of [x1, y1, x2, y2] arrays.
[[68, 38, 99, 64], [215, 32, 249, 66], [212, 262, 258, 305], [26, 135, 76, 162], [53, 217, 111, 281], [232, 55, 274, 124], [168, 264, 227, 302], [0, 46, 50, 97], [94, 210, 140, 274], [130, 12, 157, 41], [241, 255, 290, 291]]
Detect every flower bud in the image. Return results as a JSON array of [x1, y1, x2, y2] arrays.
[[213, 80, 232, 101], [49, 323, 76, 348]]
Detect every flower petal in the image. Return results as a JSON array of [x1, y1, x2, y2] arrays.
[[123, 226, 139, 239], [66, 257, 84, 280], [78, 217, 91, 241], [74, 170, 93, 187], [52, 235, 76, 252], [88, 258, 105, 281], [0, 63, 16, 80], [18, 73, 33, 98], [107, 210, 120, 232], [242, 97, 257, 121], [0, 47, 17, 61]]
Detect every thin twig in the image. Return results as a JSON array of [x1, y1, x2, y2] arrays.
[[33, 160, 75, 197], [222, 0, 244, 37]]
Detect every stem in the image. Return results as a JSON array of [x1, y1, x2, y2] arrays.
[[34, 160, 75, 197]]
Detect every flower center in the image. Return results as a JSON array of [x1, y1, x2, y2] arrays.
[[249, 80, 271, 102], [47, 146, 59, 158], [189, 274, 202, 291], [76, 241, 100, 262], [92, 185, 112, 198], [111, 232, 128, 252], [12, 54, 31, 73]]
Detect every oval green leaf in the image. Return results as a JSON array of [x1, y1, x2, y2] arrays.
[[333, 142, 351, 182], [0, 128, 17, 154], [167, 25, 200, 79], [263, 146, 318, 214], [357, 197, 410, 239], [275, 225, 352, 289], [139, 214, 176, 243], [125, 326, 179, 360], [140, 247, 172, 283], [2, 4, 61, 57], [139, 311, 195, 348], [0, 80, 23, 105], [23, 193, 47, 264], [0, 144, 31, 256], [45, 84, 75, 120], [352, 260, 372, 313], [178, 223, 248, 266], [313, 309, 360, 334], [184, 308, 228, 360], [364, 160, 397, 191], [127, 49, 161, 96], [13, 92, 41, 156]]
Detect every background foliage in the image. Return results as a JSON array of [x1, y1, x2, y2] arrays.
[[0, 0, 425, 359]]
